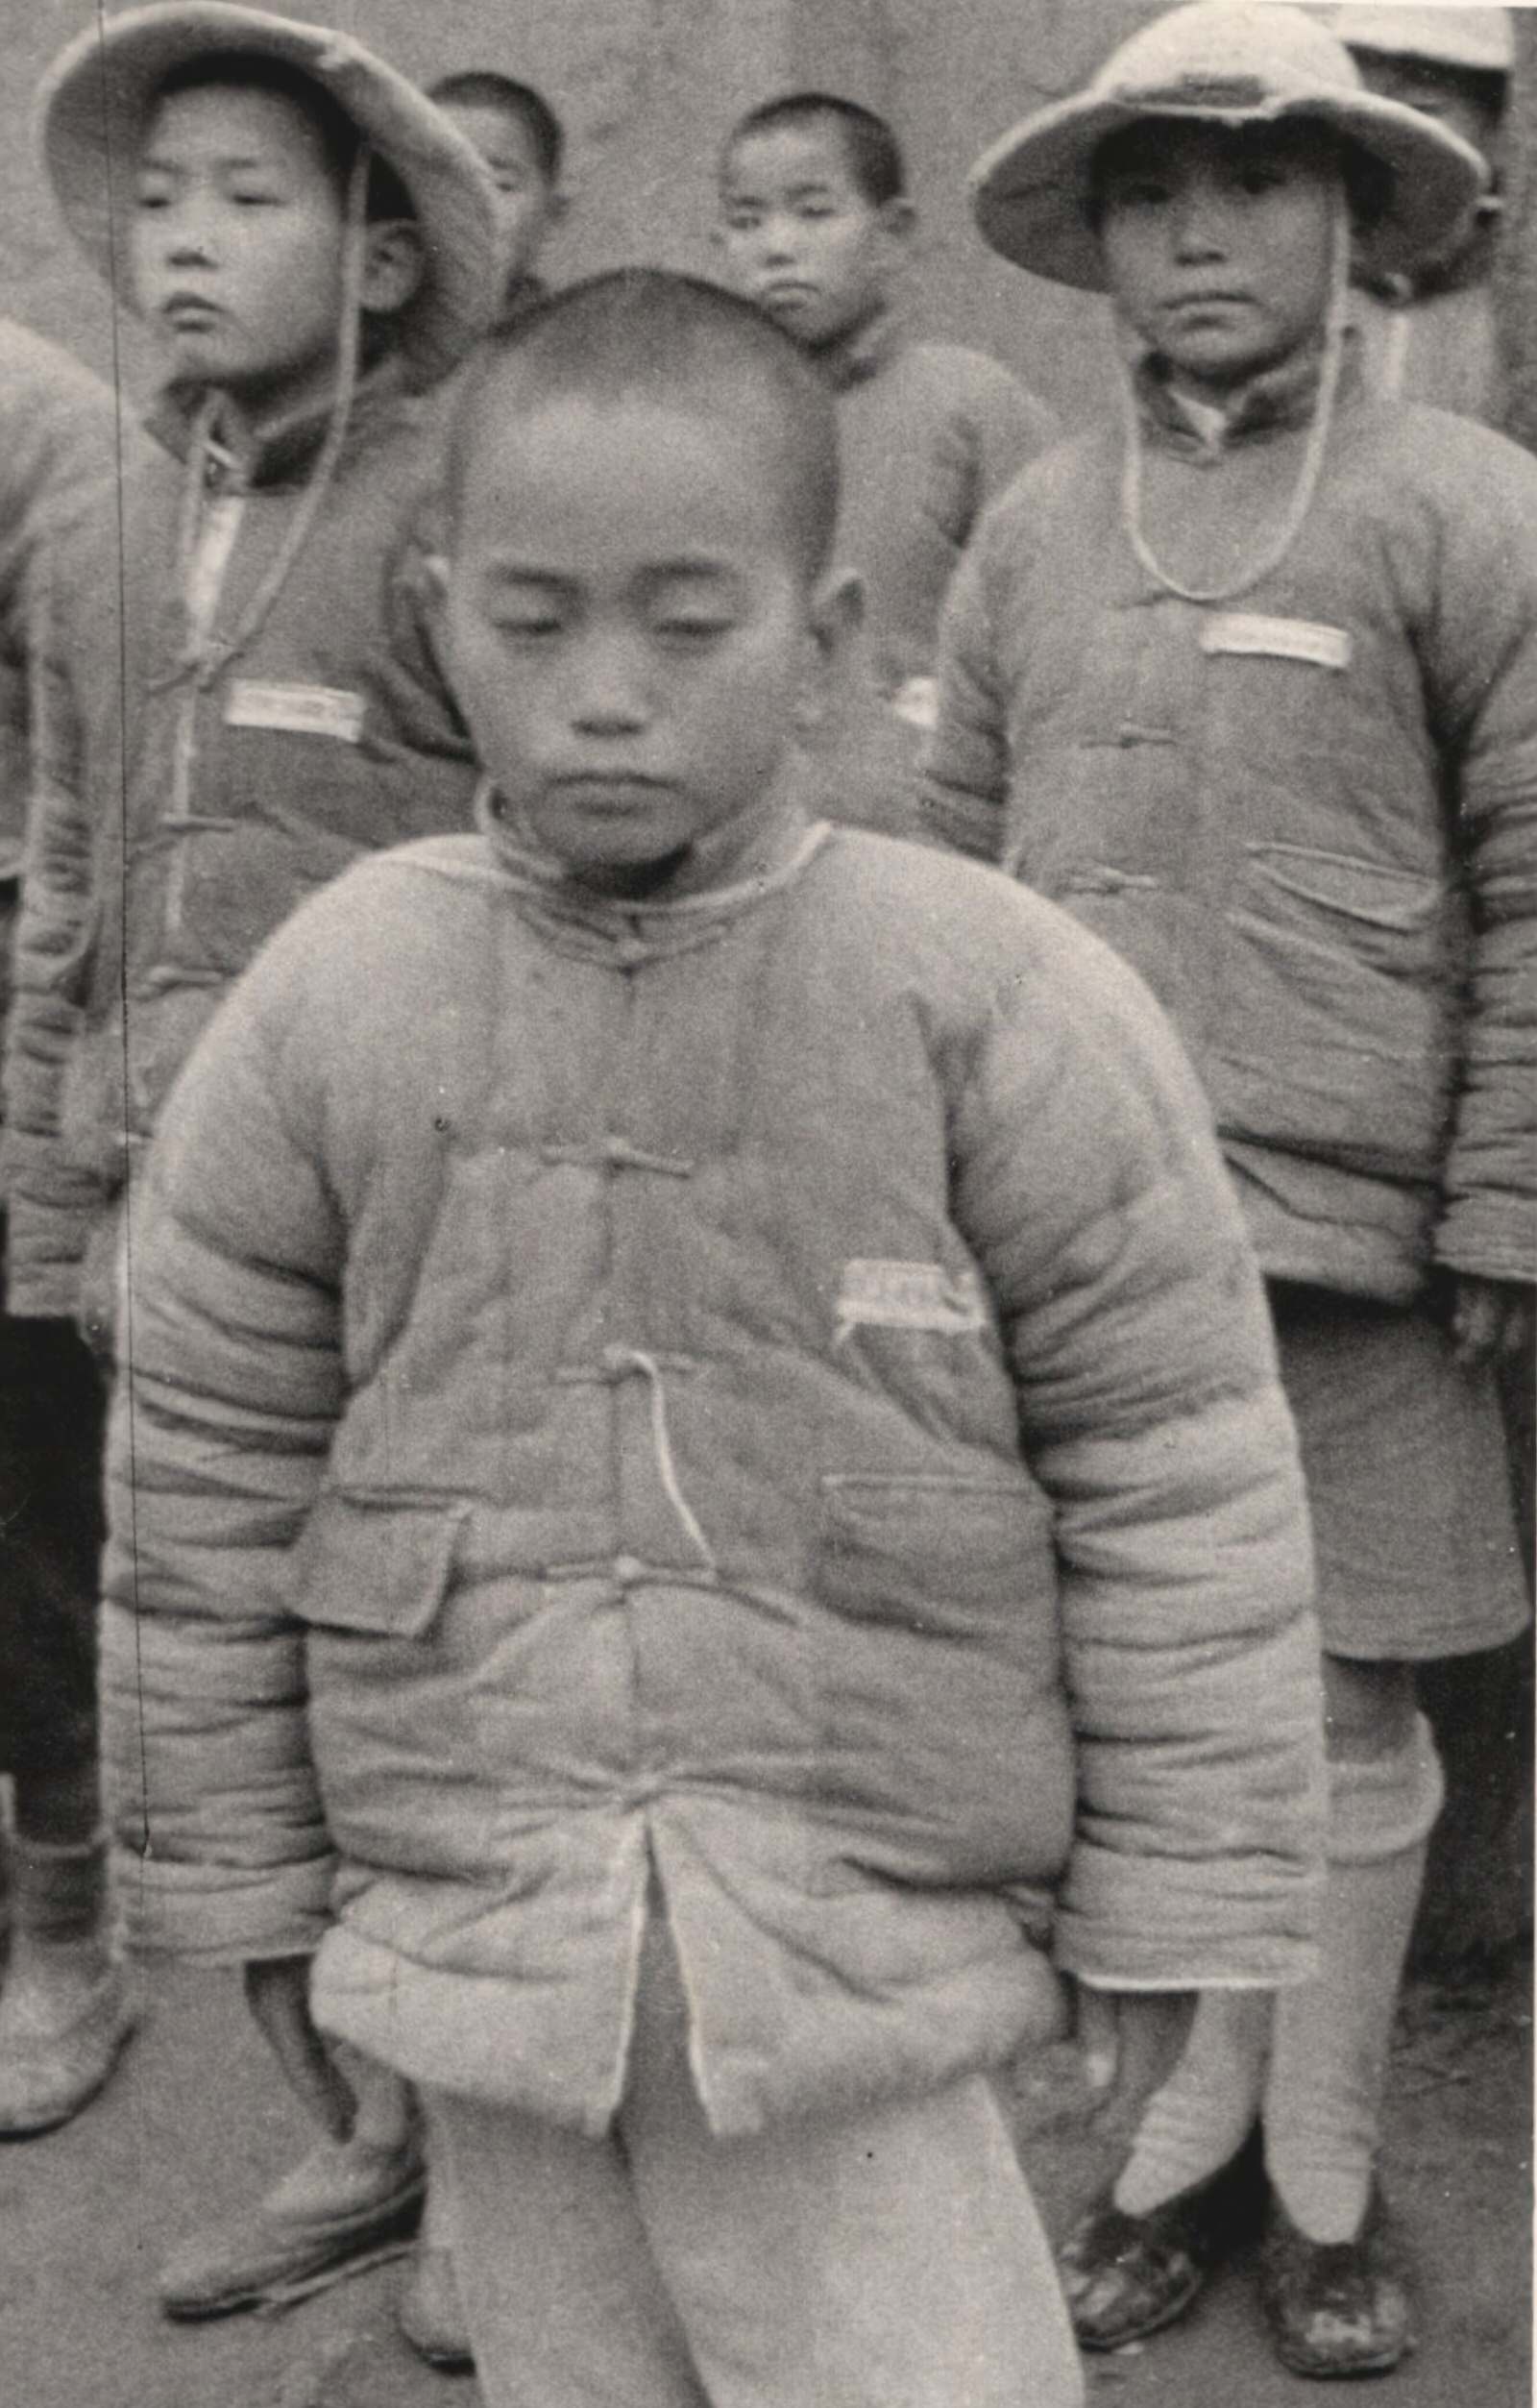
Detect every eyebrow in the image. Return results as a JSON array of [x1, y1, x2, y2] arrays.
[[479, 554, 739, 579], [727, 175, 840, 198], [137, 149, 287, 172]]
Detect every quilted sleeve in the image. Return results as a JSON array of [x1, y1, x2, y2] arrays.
[[954, 901, 1325, 1989], [921, 518, 1014, 864], [102, 956, 347, 1962], [1, 570, 111, 1317], [1424, 427, 1537, 1286]]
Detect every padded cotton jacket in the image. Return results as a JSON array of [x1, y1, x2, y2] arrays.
[[0, 324, 127, 1083], [104, 806, 1323, 2139], [925, 360, 1537, 1300], [3, 368, 478, 1316]]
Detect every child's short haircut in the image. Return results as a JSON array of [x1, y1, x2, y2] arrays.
[[445, 267, 840, 577], [154, 54, 413, 222], [427, 70, 564, 185], [721, 93, 906, 209]]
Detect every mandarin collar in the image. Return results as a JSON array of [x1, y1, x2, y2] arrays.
[[1134, 330, 1363, 460], [145, 353, 410, 492], [474, 772, 828, 954], [813, 300, 904, 394]]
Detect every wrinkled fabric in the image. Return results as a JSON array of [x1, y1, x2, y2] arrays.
[[822, 309, 1060, 703], [0, 321, 127, 1069], [104, 815, 1323, 2137], [3, 368, 478, 1318], [925, 375, 1537, 1298]]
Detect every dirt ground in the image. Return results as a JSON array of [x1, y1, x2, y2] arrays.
[[0, 1952, 1528, 2407]]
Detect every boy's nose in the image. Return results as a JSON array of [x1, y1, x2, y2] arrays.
[[1170, 191, 1228, 261], [759, 215, 799, 265], [570, 635, 651, 730], [162, 209, 214, 267]]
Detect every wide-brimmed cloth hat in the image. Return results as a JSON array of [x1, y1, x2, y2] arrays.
[[37, 2, 500, 388], [969, 1, 1488, 289], [1329, 8, 1513, 78]]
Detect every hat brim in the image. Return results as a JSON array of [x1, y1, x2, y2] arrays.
[[37, 3, 500, 388], [970, 86, 1488, 289]]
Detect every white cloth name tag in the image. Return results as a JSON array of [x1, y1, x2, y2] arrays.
[[225, 681, 366, 742], [1200, 614, 1352, 671], [835, 1259, 988, 1344]]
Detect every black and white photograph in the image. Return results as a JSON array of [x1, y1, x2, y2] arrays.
[[0, 2, 1530, 2401]]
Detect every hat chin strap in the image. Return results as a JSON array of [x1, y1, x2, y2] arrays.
[[179, 144, 370, 687], [1118, 190, 1351, 606]]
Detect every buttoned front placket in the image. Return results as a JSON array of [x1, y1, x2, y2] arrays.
[[159, 437, 247, 951]]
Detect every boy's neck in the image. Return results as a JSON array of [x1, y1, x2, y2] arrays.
[[1142, 329, 1336, 446], [490, 769, 813, 912], [158, 350, 402, 482], [178, 343, 350, 440], [809, 295, 902, 392]]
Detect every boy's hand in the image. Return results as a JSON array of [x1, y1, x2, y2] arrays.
[[243, 1955, 356, 2143], [1071, 1984, 1197, 2132], [1449, 1274, 1534, 1372]]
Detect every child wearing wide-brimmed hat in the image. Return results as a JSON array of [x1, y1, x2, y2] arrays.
[[3, 0, 500, 2357], [1330, 6, 1514, 418], [926, 0, 1536, 2376]]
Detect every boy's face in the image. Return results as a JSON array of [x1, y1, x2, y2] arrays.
[[440, 103, 561, 293], [718, 123, 907, 351], [1095, 121, 1341, 393], [132, 83, 348, 407], [443, 389, 828, 895]]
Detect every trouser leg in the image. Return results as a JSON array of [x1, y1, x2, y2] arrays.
[[620, 1913, 1083, 2408]]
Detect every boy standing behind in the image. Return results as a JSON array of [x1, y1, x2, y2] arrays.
[[717, 94, 1057, 805], [1331, 6, 1512, 420], [427, 70, 568, 332], [8, 0, 499, 2338], [103, 269, 1325, 2408], [927, 2, 1534, 2375]]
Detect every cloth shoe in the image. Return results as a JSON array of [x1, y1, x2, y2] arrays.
[[0, 1953, 134, 2136], [0, 1835, 134, 2138], [397, 2239, 475, 2371], [1258, 2181, 1414, 2377], [157, 2129, 426, 2319], [1059, 2126, 1266, 2349]]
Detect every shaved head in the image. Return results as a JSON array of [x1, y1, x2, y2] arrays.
[[445, 268, 841, 580]]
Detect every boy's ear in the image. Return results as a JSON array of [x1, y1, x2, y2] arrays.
[[877, 196, 916, 245], [360, 219, 425, 318]]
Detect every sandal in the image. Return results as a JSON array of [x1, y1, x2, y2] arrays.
[[1058, 2127, 1266, 2350], [1258, 2182, 1414, 2378]]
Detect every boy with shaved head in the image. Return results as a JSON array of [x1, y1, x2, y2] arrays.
[[102, 267, 1323, 2408]]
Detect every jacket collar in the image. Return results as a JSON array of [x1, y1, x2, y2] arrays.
[[475, 769, 829, 955], [493, 271, 549, 336], [1134, 330, 1363, 460], [814, 299, 904, 394], [145, 353, 410, 491]]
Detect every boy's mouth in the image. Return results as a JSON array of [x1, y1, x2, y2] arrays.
[[162, 294, 223, 332], [1164, 291, 1253, 316], [553, 773, 673, 809]]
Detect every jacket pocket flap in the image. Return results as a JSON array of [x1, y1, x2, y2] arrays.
[[1248, 844, 1441, 932], [818, 1472, 1055, 1629], [290, 1493, 463, 1636]]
